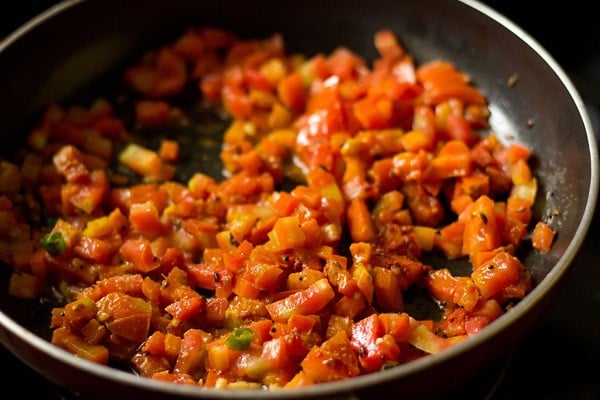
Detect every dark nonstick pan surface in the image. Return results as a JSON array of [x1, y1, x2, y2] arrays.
[[0, 1, 597, 399]]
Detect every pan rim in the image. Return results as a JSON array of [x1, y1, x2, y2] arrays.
[[0, 0, 598, 398]]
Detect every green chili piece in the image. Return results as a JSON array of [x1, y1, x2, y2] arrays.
[[41, 231, 67, 256], [226, 327, 254, 350]]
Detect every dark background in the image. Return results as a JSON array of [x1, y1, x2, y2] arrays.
[[1, 1, 599, 399]]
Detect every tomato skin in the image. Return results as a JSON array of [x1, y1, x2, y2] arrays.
[[260, 336, 292, 370], [412, 105, 437, 149], [445, 113, 475, 144], [96, 292, 152, 343], [531, 221, 555, 253], [52, 145, 89, 183], [472, 251, 523, 299], [372, 267, 403, 312], [294, 86, 345, 171], [466, 299, 503, 334], [301, 331, 360, 383], [186, 261, 233, 295], [295, 122, 337, 172], [67, 170, 109, 215], [222, 84, 253, 119], [52, 327, 109, 364], [119, 238, 160, 273], [374, 29, 405, 61], [426, 139, 472, 181], [135, 100, 171, 128], [347, 198, 376, 242], [173, 329, 211, 374], [74, 236, 112, 264], [350, 313, 401, 372], [278, 72, 306, 113], [164, 287, 206, 322], [268, 215, 306, 250], [461, 195, 501, 259], [124, 48, 187, 98], [353, 96, 393, 129], [129, 201, 166, 238], [424, 268, 479, 312], [416, 60, 486, 106], [378, 313, 411, 342], [265, 278, 335, 322]]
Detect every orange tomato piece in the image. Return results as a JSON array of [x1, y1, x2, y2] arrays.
[[95, 292, 152, 343], [135, 100, 171, 127], [301, 331, 360, 382], [265, 278, 335, 322], [346, 198, 376, 242], [531, 221, 556, 253], [52, 327, 109, 364], [471, 251, 523, 300], [461, 195, 501, 259], [277, 72, 306, 113]]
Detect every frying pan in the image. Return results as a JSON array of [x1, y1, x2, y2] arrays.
[[0, 0, 597, 399]]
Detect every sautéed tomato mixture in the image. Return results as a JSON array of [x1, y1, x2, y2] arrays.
[[0, 27, 555, 389]]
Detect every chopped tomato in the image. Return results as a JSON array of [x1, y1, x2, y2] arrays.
[[3, 26, 547, 391], [350, 313, 400, 372], [95, 292, 152, 343], [265, 278, 335, 322], [301, 331, 360, 382], [531, 221, 556, 253]]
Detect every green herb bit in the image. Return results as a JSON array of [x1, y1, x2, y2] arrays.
[[226, 327, 255, 351], [41, 231, 67, 256]]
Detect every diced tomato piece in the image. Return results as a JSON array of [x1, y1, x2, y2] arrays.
[[174, 329, 211, 374], [471, 251, 523, 299], [119, 238, 160, 272], [277, 72, 306, 113], [135, 100, 171, 128], [350, 314, 400, 372], [301, 331, 360, 383], [461, 195, 500, 259], [52, 327, 109, 364], [531, 221, 555, 253], [95, 292, 152, 343], [265, 278, 335, 322]]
